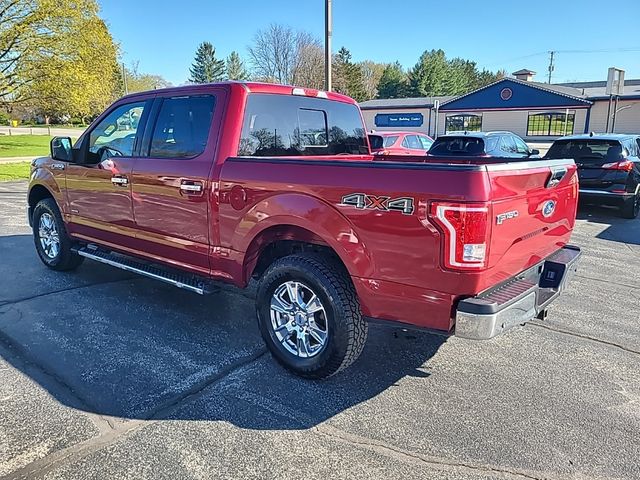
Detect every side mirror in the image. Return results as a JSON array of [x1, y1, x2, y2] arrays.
[[50, 137, 72, 162], [530, 148, 540, 156], [368, 134, 384, 150]]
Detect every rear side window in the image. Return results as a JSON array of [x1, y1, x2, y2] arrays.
[[429, 137, 485, 156], [546, 140, 622, 160], [149, 95, 215, 158], [238, 94, 367, 156], [402, 135, 423, 149], [383, 135, 399, 147]]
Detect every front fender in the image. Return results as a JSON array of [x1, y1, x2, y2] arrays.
[[28, 162, 66, 215], [232, 193, 373, 278]]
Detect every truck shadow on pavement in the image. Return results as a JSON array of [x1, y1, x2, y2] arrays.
[[577, 204, 640, 245], [0, 234, 446, 429]]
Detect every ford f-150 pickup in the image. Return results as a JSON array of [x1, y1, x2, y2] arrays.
[[28, 82, 581, 378]]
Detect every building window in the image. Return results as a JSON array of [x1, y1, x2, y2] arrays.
[[445, 114, 482, 133], [527, 112, 575, 136]]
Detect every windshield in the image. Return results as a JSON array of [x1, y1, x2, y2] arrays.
[[428, 137, 485, 156]]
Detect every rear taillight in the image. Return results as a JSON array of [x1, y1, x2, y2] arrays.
[[602, 160, 633, 171], [429, 202, 491, 270]]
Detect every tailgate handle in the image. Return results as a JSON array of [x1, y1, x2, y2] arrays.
[[546, 166, 567, 188]]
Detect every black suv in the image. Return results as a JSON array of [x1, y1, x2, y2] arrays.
[[428, 131, 540, 158], [545, 134, 640, 218]]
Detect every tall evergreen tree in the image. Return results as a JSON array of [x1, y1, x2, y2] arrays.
[[189, 42, 225, 83], [225, 51, 250, 81], [332, 47, 366, 102], [407, 49, 448, 97], [376, 62, 407, 99]]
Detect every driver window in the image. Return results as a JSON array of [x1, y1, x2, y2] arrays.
[[513, 136, 530, 154], [88, 101, 147, 160]]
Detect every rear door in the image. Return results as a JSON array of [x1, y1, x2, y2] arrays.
[[129, 90, 224, 275]]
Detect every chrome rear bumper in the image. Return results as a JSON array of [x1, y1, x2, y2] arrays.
[[455, 245, 581, 340]]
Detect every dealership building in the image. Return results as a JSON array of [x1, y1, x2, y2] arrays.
[[360, 69, 640, 141]]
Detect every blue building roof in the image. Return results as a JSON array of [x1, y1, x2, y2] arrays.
[[440, 78, 592, 112]]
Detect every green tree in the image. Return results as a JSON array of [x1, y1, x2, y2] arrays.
[[408, 49, 448, 97], [225, 51, 250, 80], [332, 47, 366, 102], [22, 4, 120, 123], [189, 42, 225, 83], [359, 61, 386, 101], [120, 62, 172, 94], [1, 0, 119, 113], [376, 62, 407, 99]]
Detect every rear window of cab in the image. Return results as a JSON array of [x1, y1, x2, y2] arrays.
[[238, 94, 368, 156]]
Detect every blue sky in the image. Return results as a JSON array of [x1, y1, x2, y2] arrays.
[[100, 0, 640, 86]]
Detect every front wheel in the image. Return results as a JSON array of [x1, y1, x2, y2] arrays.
[[32, 198, 84, 271], [621, 191, 640, 219], [256, 253, 368, 379]]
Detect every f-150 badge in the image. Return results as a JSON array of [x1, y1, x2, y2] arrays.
[[340, 193, 415, 215], [496, 210, 519, 225]]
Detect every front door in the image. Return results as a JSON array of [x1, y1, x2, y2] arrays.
[[65, 100, 151, 246], [130, 92, 222, 276]]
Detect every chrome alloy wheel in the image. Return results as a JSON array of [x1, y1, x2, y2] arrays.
[[38, 212, 60, 259], [269, 281, 328, 358]]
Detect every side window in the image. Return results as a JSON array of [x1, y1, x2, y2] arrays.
[[513, 136, 530, 154], [624, 139, 637, 157], [403, 135, 422, 149], [636, 138, 640, 155], [417, 135, 433, 150], [88, 101, 147, 160], [500, 135, 517, 153], [149, 95, 215, 159]]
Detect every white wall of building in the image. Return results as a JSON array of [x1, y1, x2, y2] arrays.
[[435, 108, 589, 140], [588, 99, 640, 134]]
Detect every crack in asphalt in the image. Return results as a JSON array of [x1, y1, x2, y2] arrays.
[[0, 277, 137, 307], [0, 348, 269, 480], [528, 321, 640, 356]]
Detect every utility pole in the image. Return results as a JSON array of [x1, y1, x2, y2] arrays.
[[547, 51, 555, 84], [324, 0, 332, 92], [122, 62, 128, 95]]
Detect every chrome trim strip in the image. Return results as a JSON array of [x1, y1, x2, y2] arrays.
[[578, 189, 630, 196], [484, 159, 575, 172], [76, 249, 206, 295]]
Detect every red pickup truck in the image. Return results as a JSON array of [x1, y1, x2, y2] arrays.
[[28, 82, 581, 378]]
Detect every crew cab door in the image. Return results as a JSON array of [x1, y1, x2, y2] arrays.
[[129, 91, 223, 276], [64, 100, 152, 245]]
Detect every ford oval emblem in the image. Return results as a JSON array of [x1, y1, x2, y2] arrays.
[[542, 200, 556, 218]]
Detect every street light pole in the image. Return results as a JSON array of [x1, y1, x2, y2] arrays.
[[324, 0, 332, 92]]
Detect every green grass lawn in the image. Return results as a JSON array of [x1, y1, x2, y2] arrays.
[[0, 135, 52, 158], [0, 162, 31, 181]]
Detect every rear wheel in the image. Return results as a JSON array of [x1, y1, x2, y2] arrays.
[[256, 253, 368, 379], [621, 191, 640, 219], [32, 198, 84, 271]]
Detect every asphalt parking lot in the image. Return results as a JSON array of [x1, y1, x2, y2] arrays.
[[1, 180, 639, 480]]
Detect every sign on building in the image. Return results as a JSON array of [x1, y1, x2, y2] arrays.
[[375, 113, 423, 128]]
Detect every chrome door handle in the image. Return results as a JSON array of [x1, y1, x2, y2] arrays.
[[51, 163, 65, 171], [111, 176, 128, 186], [180, 182, 203, 193]]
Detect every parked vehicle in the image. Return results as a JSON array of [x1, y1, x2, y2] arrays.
[[428, 131, 539, 158], [29, 82, 581, 379], [369, 131, 433, 156], [545, 133, 640, 218]]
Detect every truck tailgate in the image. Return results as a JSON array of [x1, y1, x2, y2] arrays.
[[480, 159, 578, 291]]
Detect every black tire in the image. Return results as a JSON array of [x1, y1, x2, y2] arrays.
[[621, 192, 640, 219], [256, 253, 368, 379], [32, 198, 84, 271]]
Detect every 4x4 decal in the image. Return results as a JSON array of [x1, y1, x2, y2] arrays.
[[340, 193, 415, 215]]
